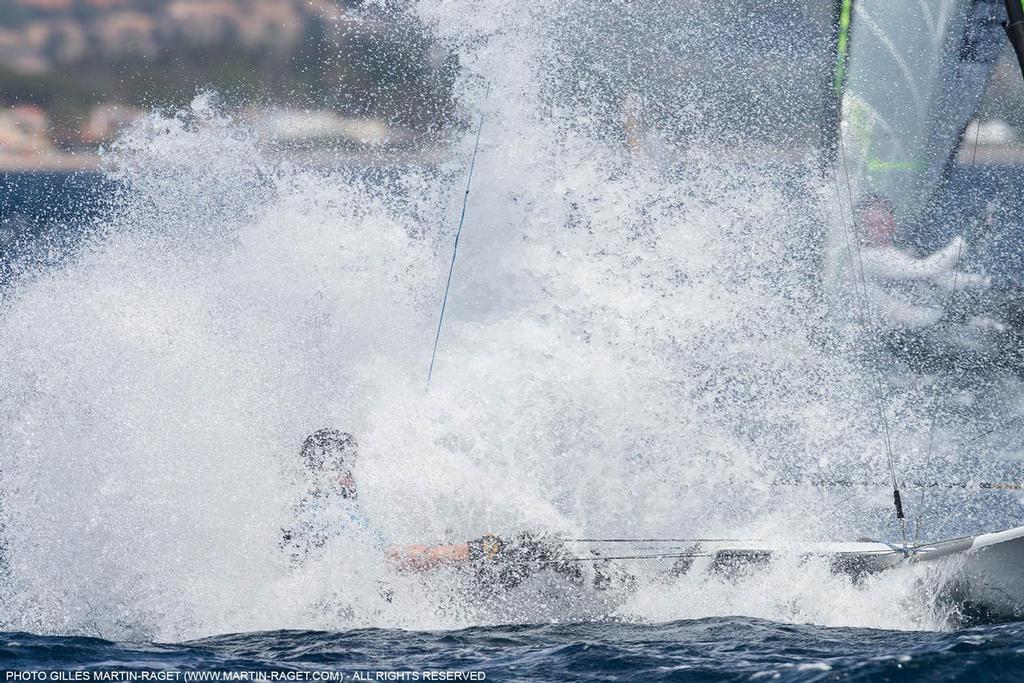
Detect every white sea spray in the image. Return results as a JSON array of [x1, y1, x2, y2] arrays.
[[0, 0, 1015, 639]]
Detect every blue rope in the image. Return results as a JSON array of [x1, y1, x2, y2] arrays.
[[427, 86, 490, 387]]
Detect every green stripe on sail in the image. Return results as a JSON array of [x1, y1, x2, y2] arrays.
[[833, 0, 853, 95]]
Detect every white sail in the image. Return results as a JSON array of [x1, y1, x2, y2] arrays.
[[837, 0, 1003, 228]]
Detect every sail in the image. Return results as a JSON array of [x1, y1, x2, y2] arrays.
[[1006, 0, 1024, 80], [836, 0, 1004, 230]]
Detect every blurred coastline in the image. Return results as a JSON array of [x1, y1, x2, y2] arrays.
[[5, 0, 1024, 172], [0, 0, 456, 171]]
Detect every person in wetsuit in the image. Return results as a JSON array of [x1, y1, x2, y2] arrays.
[[279, 428, 387, 563], [281, 429, 585, 591]]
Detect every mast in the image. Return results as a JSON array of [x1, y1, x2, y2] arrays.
[[1006, 0, 1024, 79]]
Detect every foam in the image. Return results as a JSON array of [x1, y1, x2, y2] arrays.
[[0, 1, 1011, 639]]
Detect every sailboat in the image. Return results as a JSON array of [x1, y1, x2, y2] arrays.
[[680, 0, 1024, 621], [560, 0, 1024, 622], [428, 1, 1024, 621]]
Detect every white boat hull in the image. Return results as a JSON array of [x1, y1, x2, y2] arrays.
[[947, 526, 1024, 619], [664, 525, 1024, 621]]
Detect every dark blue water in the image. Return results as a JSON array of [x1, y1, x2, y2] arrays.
[[0, 172, 118, 284], [6, 163, 1024, 282], [2, 619, 1024, 681], [4, 169, 1024, 678]]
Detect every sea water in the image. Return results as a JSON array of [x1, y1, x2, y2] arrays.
[[2, 619, 1024, 680], [1, 0, 1024, 678]]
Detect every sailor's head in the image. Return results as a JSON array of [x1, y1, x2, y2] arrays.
[[855, 195, 897, 248], [301, 428, 358, 496]]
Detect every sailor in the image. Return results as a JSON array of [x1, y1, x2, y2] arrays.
[[853, 195, 991, 332], [279, 428, 387, 563], [281, 429, 586, 590], [397, 530, 585, 592]]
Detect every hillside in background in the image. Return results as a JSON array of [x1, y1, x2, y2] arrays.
[[2, 0, 1024, 169], [0, 0, 456, 149]]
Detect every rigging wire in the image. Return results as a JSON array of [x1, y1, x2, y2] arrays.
[[488, 542, 936, 568], [557, 552, 709, 563], [764, 477, 1023, 490], [427, 83, 491, 388], [914, 118, 985, 543], [960, 414, 1024, 446], [562, 477, 1023, 491], [830, 122, 908, 549], [564, 538, 758, 543]]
